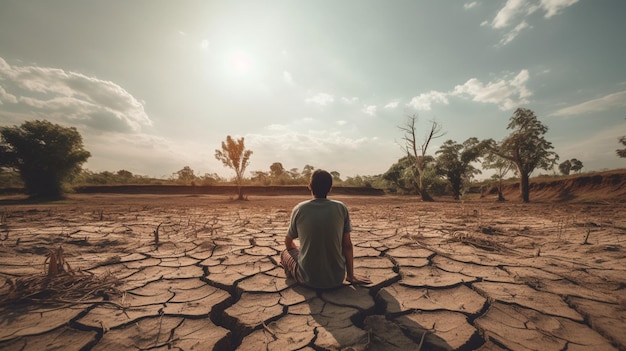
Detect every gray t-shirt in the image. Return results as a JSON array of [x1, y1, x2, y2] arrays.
[[287, 198, 352, 289]]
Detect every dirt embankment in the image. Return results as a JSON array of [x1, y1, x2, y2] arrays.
[[73, 184, 385, 196], [76, 170, 625, 202], [497, 169, 626, 202]]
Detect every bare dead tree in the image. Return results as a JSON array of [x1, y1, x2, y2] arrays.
[[399, 114, 445, 201]]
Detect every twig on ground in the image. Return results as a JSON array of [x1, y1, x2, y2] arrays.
[[154, 223, 162, 247], [416, 330, 427, 351], [262, 322, 278, 340]]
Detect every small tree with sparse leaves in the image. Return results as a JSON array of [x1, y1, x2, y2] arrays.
[[215, 136, 252, 200], [434, 137, 487, 200], [482, 150, 515, 201]]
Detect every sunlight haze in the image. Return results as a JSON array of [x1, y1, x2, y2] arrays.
[[0, 0, 624, 180]]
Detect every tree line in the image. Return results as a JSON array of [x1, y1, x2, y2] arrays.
[[1, 109, 625, 201], [388, 108, 594, 202]]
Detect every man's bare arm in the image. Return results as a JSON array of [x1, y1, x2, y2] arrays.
[[342, 232, 371, 285], [285, 235, 298, 251]]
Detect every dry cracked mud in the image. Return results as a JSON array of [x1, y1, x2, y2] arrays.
[[0, 194, 624, 350]]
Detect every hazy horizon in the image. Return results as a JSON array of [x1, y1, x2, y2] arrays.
[[1, 1, 625, 179]]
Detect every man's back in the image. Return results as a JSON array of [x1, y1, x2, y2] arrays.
[[287, 198, 351, 289]]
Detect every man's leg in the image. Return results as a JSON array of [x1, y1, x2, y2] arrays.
[[280, 248, 303, 283]]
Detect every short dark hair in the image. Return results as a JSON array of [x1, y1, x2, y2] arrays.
[[310, 169, 332, 198]]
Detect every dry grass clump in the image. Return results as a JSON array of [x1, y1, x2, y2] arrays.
[[446, 232, 509, 252], [1, 246, 121, 306]]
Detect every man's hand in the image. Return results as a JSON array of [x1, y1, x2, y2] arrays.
[[347, 274, 372, 285]]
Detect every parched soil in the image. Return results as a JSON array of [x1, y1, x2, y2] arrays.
[[0, 193, 624, 351]]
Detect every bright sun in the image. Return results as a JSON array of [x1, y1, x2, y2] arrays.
[[230, 51, 252, 74]]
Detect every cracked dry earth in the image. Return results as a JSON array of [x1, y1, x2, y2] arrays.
[[0, 194, 624, 351]]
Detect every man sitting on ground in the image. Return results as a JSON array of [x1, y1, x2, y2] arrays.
[[280, 169, 371, 289]]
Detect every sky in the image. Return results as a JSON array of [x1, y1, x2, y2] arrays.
[[0, 0, 625, 180]]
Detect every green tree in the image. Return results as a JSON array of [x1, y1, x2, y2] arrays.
[[250, 170, 270, 185], [173, 166, 196, 184], [343, 175, 364, 187], [559, 158, 584, 175], [73, 170, 121, 185], [117, 169, 133, 179], [288, 168, 301, 180], [383, 156, 416, 193], [435, 137, 486, 200], [215, 136, 252, 200], [398, 115, 445, 201], [301, 164, 315, 180], [558, 160, 572, 175], [270, 162, 285, 178], [570, 158, 583, 173], [617, 136, 626, 158], [344, 174, 387, 188], [199, 172, 222, 185], [490, 108, 559, 202], [330, 171, 342, 183], [482, 151, 515, 201], [383, 155, 438, 194], [0, 120, 91, 198]]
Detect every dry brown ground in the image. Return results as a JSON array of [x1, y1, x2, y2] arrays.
[[0, 193, 624, 350]]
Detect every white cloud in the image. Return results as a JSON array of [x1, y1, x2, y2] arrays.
[[244, 124, 392, 177], [510, 69, 532, 98], [407, 91, 449, 111], [336, 120, 347, 126], [85, 131, 227, 178], [499, 20, 531, 46], [452, 69, 532, 110], [384, 101, 399, 109], [266, 124, 289, 131], [552, 90, 626, 117], [341, 96, 359, 104], [491, 0, 533, 29], [0, 57, 151, 133], [404, 70, 532, 112], [0, 84, 17, 104], [283, 71, 295, 86], [541, 0, 579, 18], [249, 125, 370, 154], [362, 105, 377, 116], [486, 0, 578, 45], [305, 92, 334, 106], [464, 2, 479, 10]]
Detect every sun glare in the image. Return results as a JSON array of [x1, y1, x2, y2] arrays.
[[230, 51, 252, 74]]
